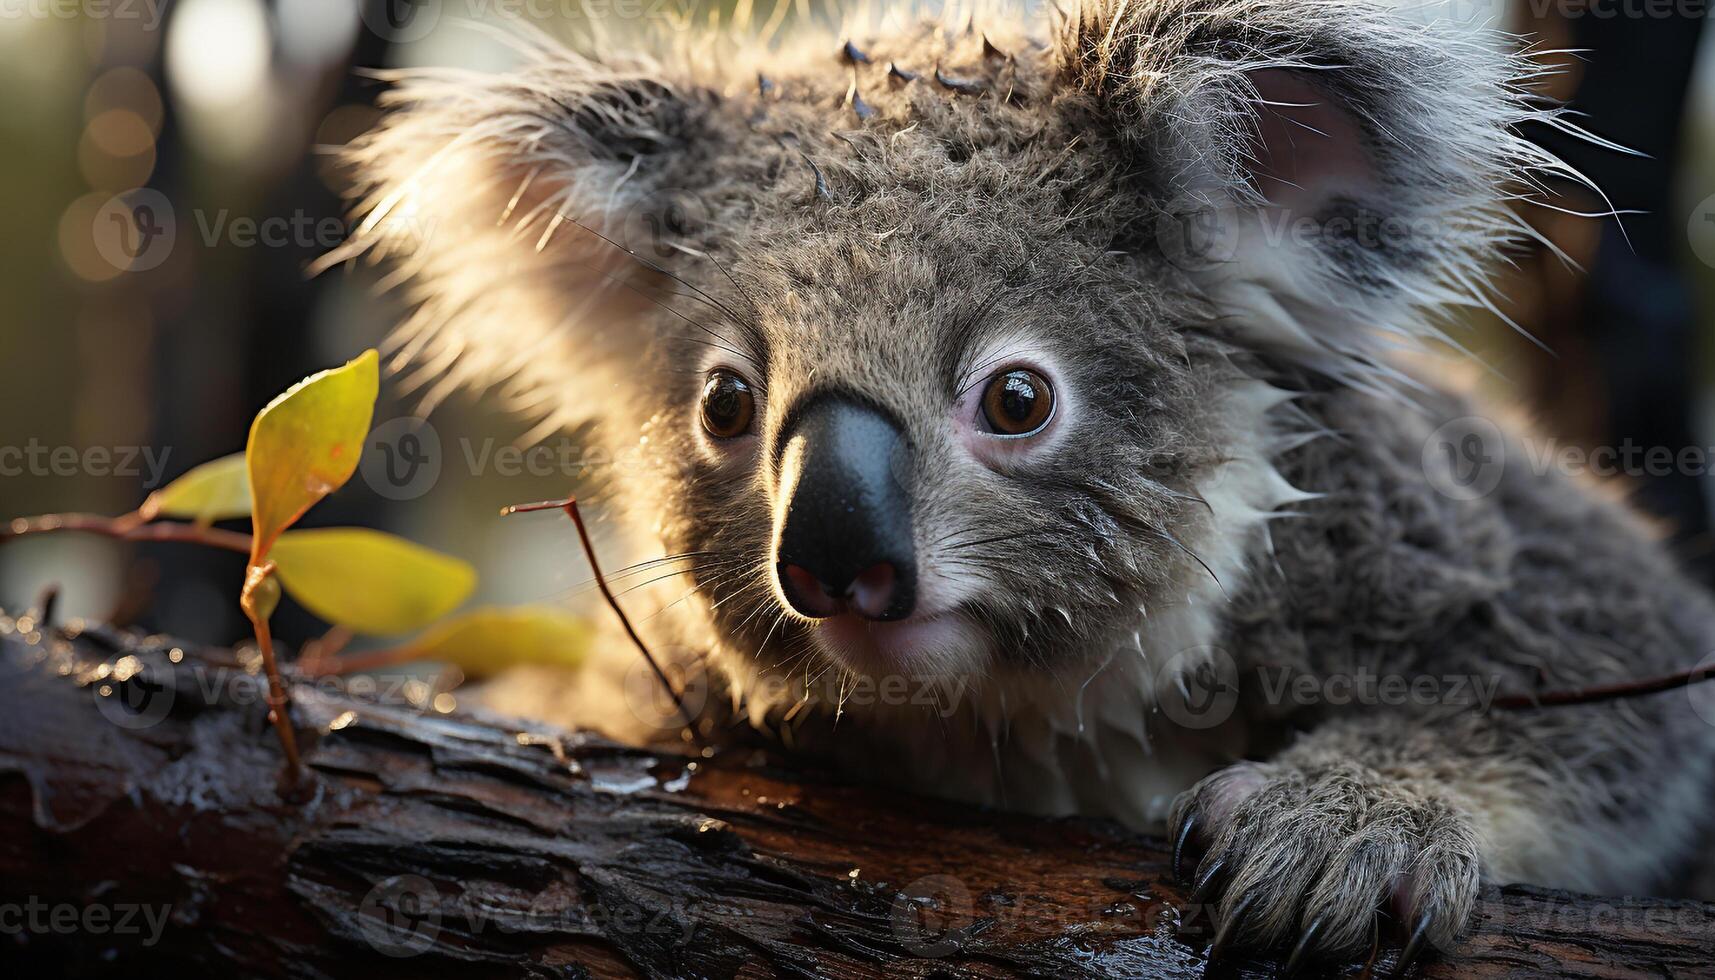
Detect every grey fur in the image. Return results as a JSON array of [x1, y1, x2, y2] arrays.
[[329, 0, 1715, 961]]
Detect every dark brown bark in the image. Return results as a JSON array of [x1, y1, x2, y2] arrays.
[[1, 614, 1711, 979]]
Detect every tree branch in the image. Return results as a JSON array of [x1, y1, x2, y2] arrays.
[[1, 616, 1710, 978]]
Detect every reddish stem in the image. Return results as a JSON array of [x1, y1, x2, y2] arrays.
[[4, 513, 252, 554], [241, 562, 302, 791], [1492, 663, 1715, 709], [503, 496, 698, 735]]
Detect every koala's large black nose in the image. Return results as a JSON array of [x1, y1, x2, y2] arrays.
[[774, 395, 916, 621]]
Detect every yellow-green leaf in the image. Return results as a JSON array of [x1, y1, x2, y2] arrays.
[[144, 453, 250, 524], [271, 527, 475, 635], [246, 349, 379, 562], [397, 606, 591, 677]]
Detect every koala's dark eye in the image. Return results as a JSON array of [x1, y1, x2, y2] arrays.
[[701, 370, 756, 439], [979, 368, 1054, 437]]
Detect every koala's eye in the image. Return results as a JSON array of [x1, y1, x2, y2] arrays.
[[979, 368, 1054, 437], [701, 370, 756, 439]]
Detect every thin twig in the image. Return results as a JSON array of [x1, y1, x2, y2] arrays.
[[3, 513, 252, 554], [503, 496, 699, 735], [1492, 663, 1715, 709]]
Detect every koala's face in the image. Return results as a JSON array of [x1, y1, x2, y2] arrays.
[[342, 3, 1545, 687], [646, 168, 1232, 681]]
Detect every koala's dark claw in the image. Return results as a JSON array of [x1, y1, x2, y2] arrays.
[[1190, 854, 1228, 910], [1172, 811, 1200, 883], [1206, 892, 1257, 972], [934, 64, 985, 95], [850, 89, 875, 120], [1358, 914, 1383, 980], [1281, 914, 1328, 979], [797, 152, 832, 202], [841, 40, 871, 64], [1387, 909, 1435, 979]]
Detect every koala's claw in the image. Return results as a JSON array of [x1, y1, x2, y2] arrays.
[[1167, 761, 1481, 971], [1190, 854, 1229, 910], [1172, 810, 1201, 883], [1206, 891, 1258, 969], [1280, 914, 1328, 979], [1387, 910, 1436, 979]]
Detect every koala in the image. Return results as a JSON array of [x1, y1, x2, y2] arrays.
[[331, 0, 1715, 969]]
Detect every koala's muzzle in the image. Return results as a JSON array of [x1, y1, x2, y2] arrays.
[[774, 395, 916, 621]]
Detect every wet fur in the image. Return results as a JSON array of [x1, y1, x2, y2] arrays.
[[331, 0, 1715, 960]]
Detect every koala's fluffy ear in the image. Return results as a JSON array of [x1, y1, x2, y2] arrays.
[[1059, 0, 1599, 387], [325, 41, 723, 434]]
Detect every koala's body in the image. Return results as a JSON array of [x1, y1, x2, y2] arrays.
[[336, 0, 1715, 963]]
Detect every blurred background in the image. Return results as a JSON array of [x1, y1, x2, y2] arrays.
[[0, 0, 1711, 653]]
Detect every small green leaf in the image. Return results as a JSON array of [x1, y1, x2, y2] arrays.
[[398, 606, 591, 677], [246, 349, 379, 563], [270, 528, 475, 635], [144, 453, 250, 524]]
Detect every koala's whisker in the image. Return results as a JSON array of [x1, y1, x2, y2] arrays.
[[1151, 527, 1227, 597], [641, 565, 756, 623], [925, 522, 990, 550], [601, 550, 724, 580], [578, 264, 751, 362], [562, 555, 736, 600], [733, 583, 785, 634], [547, 558, 746, 610], [942, 528, 1061, 553], [613, 566, 720, 600], [733, 574, 792, 636], [670, 242, 765, 326], [773, 642, 822, 681], [928, 520, 1057, 550], [753, 608, 793, 666], [706, 578, 769, 616], [629, 279, 748, 330], [949, 284, 1014, 350], [555, 209, 761, 346]]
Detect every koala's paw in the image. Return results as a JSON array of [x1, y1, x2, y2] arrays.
[[1168, 760, 1481, 975]]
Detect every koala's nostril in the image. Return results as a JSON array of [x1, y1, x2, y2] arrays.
[[779, 563, 842, 618], [776, 561, 910, 622], [847, 562, 898, 620]]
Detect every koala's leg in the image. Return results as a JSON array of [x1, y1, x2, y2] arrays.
[[1168, 703, 1714, 969]]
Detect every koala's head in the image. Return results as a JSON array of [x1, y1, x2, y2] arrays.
[[336, 2, 1565, 695]]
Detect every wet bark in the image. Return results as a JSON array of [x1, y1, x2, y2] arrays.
[[1, 614, 1711, 978]]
